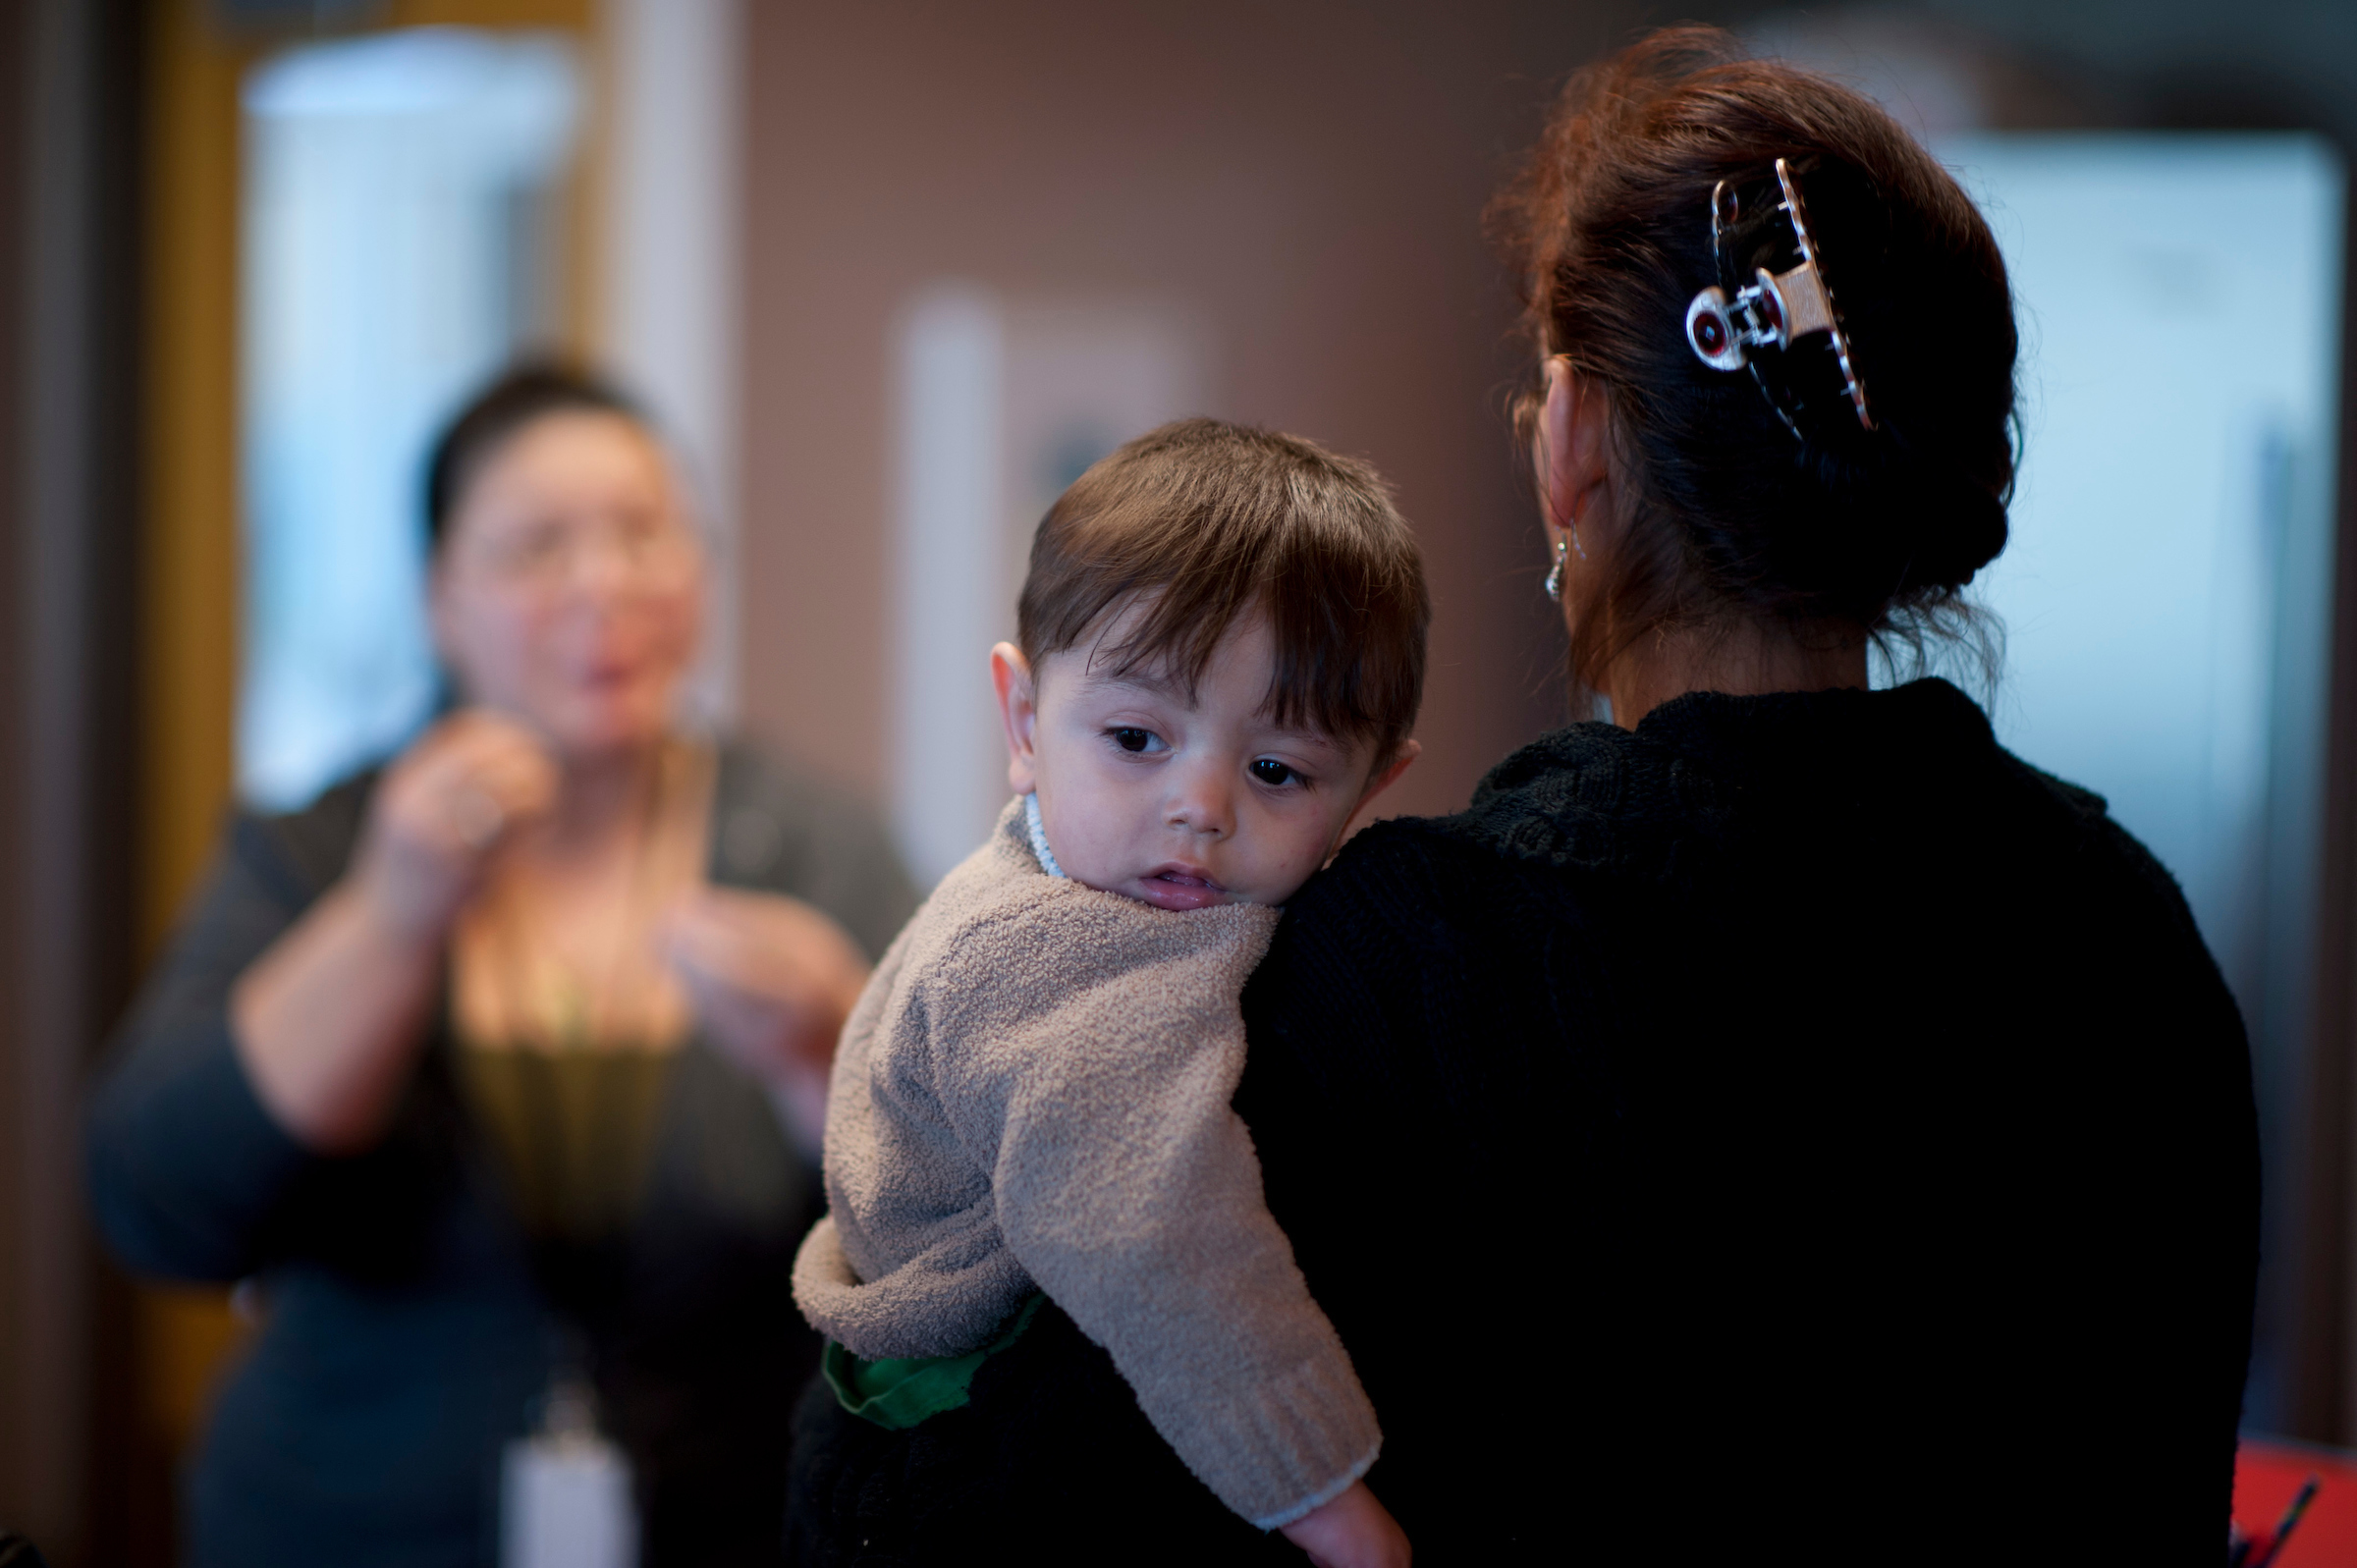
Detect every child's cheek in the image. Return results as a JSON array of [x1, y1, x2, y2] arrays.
[[1260, 823, 1329, 903]]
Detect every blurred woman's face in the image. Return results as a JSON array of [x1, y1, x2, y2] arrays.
[[432, 410, 704, 760]]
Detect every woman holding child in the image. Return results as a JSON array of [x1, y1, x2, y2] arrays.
[[786, 27, 2258, 1567], [90, 367, 918, 1567]]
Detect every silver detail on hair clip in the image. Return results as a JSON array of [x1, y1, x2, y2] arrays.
[[1682, 158, 1875, 433], [1685, 288, 1745, 371], [1775, 160, 1873, 430]]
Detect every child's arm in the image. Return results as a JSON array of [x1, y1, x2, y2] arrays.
[[932, 907, 1385, 1535]]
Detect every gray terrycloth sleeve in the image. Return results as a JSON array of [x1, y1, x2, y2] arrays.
[[794, 1208, 1037, 1354], [793, 914, 1049, 1357], [791, 914, 1035, 1352], [930, 906, 1382, 1530]]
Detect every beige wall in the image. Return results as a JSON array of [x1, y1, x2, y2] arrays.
[[738, 2, 1636, 828]]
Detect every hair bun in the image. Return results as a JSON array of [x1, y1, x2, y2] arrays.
[[1906, 475, 2011, 593], [1847, 464, 2010, 607], [1496, 27, 2020, 683]]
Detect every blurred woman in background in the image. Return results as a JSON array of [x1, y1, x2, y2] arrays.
[[90, 366, 918, 1567]]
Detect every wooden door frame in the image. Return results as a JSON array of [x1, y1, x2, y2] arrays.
[[0, 2, 145, 1562]]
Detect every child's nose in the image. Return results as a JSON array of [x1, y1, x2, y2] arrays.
[[1164, 762, 1233, 838]]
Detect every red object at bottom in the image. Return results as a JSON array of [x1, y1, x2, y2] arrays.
[[2235, 1437, 2357, 1566]]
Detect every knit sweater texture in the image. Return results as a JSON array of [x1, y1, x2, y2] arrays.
[[793, 799, 1380, 1528], [784, 680, 2260, 1566]]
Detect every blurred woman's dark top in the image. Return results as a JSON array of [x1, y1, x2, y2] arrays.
[[89, 743, 918, 1568], [785, 679, 2258, 1566]]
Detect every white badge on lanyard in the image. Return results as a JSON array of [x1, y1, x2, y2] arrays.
[[500, 1374, 639, 1568]]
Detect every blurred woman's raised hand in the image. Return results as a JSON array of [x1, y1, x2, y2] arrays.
[[355, 710, 561, 942], [233, 711, 558, 1154], [660, 887, 870, 1151]]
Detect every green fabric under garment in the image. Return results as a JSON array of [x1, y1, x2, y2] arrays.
[[455, 1045, 679, 1243], [822, 1293, 1046, 1431]]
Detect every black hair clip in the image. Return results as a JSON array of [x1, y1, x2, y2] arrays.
[[1683, 157, 1874, 438]]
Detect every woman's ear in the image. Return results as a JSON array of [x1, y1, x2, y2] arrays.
[[1539, 355, 1613, 542], [991, 643, 1040, 796]]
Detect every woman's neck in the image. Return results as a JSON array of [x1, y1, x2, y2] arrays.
[[1602, 620, 1868, 730]]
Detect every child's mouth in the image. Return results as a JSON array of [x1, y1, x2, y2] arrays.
[[1138, 864, 1228, 910]]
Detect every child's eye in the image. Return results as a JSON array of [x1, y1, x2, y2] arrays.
[[1110, 727, 1160, 754], [1249, 758, 1303, 788]]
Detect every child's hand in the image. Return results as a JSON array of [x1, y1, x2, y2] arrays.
[[1278, 1480, 1410, 1568]]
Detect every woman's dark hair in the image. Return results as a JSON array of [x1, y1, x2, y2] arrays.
[[1494, 27, 2017, 689], [422, 362, 647, 547]]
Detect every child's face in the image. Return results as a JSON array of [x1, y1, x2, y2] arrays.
[[991, 608, 1416, 909]]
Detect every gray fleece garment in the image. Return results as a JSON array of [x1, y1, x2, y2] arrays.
[[793, 798, 1380, 1529]]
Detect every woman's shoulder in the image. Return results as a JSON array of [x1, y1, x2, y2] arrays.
[[1288, 719, 1659, 931], [1281, 678, 2207, 974], [1375, 718, 1723, 889], [1255, 805, 1592, 1026], [1982, 742, 2214, 952], [1361, 683, 2177, 902], [223, 768, 382, 906]]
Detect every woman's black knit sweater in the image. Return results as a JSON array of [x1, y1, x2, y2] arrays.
[[785, 680, 2258, 1566]]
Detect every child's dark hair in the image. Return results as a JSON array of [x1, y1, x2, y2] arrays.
[[423, 361, 645, 548], [1492, 27, 2017, 688], [1016, 417, 1430, 764]]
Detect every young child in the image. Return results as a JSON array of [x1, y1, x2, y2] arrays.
[[793, 417, 1428, 1558]]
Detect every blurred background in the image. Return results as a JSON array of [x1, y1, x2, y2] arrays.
[[0, 0, 2353, 1560]]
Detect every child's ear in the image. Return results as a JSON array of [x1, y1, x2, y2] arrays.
[[991, 642, 1041, 796], [1343, 738, 1419, 837]]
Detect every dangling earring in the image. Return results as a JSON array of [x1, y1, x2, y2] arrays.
[[1543, 536, 1568, 603]]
